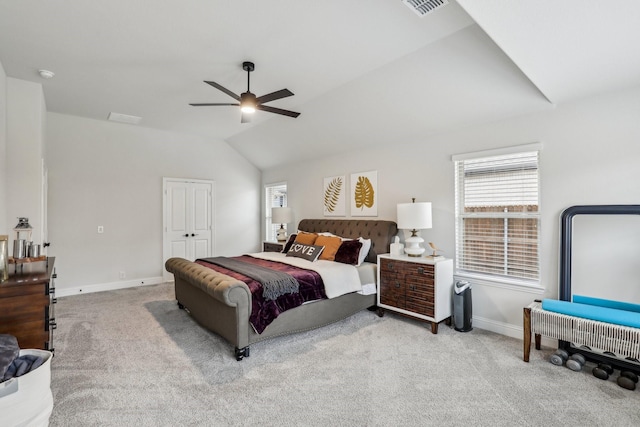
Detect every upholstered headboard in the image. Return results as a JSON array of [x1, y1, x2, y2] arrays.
[[297, 219, 398, 264]]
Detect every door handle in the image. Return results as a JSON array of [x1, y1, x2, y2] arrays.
[[184, 234, 189, 237], [191, 233, 198, 237]]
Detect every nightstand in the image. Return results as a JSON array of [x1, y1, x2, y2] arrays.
[[263, 241, 285, 253], [377, 254, 453, 334]]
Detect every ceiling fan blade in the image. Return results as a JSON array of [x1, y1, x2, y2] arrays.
[[189, 103, 239, 106], [241, 112, 252, 124], [256, 88, 294, 105], [258, 105, 300, 118], [204, 81, 240, 101]]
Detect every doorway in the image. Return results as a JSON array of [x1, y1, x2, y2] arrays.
[[162, 178, 215, 282]]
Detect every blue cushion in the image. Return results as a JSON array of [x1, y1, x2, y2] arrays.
[[572, 295, 640, 314], [542, 299, 640, 329]]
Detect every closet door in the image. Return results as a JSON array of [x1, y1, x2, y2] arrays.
[[163, 178, 214, 281]]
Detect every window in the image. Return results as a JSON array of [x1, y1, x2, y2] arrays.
[[453, 145, 540, 285], [265, 182, 287, 241]]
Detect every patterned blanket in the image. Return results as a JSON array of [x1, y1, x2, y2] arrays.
[[196, 256, 326, 333]]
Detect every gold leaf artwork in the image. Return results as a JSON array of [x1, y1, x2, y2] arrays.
[[324, 177, 343, 212], [354, 176, 375, 210]]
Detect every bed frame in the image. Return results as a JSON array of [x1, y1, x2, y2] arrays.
[[165, 219, 398, 360], [523, 205, 640, 371]]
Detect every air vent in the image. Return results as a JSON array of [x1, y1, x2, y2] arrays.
[[108, 112, 142, 125], [402, 0, 449, 17]]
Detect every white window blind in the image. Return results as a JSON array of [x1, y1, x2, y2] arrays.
[[454, 149, 540, 283], [265, 183, 287, 241]]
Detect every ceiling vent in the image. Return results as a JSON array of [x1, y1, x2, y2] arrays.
[[108, 112, 142, 125], [402, 0, 449, 17]]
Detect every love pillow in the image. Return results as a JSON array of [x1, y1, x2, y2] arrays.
[[286, 243, 324, 262]]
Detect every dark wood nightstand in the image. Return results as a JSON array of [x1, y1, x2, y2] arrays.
[[263, 241, 285, 253], [377, 254, 453, 334]]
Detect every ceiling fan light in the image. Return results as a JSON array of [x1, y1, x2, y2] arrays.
[[241, 105, 256, 113]]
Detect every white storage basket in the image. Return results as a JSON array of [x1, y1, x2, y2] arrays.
[[0, 349, 53, 427]]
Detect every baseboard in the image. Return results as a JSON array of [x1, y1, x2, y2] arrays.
[[56, 276, 165, 297], [472, 315, 557, 348], [472, 315, 523, 339]]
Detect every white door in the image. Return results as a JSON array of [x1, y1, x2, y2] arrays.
[[163, 178, 214, 281]]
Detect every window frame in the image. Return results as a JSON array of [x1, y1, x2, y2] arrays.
[[264, 182, 288, 242], [452, 143, 542, 289]]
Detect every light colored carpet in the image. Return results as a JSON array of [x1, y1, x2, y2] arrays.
[[49, 283, 639, 426]]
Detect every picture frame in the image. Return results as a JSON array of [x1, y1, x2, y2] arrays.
[[350, 170, 377, 217], [323, 175, 346, 216]]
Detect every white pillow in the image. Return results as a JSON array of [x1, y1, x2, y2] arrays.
[[357, 237, 371, 266]]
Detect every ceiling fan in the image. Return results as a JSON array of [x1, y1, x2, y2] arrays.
[[190, 61, 300, 123]]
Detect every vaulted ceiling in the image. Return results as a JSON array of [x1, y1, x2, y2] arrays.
[[1, 1, 639, 169]]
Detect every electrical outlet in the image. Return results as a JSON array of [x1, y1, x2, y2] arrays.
[[97, 226, 104, 234], [119, 271, 126, 280]]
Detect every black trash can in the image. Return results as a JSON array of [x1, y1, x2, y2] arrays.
[[453, 280, 473, 332]]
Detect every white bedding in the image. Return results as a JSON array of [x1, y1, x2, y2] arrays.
[[249, 252, 368, 298]]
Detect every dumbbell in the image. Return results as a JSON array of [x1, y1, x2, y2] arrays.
[[549, 349, 569, 366], [566, 353, 586, 371], [592, 363, 614, 380], [617, 371, 639, 391]]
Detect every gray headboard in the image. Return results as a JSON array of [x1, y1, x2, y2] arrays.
[[297, 219, 398, 263]]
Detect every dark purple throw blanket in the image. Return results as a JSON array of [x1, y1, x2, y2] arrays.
[[196, 255, 327, 333]]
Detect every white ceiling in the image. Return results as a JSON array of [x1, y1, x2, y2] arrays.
[[1, 0, 639, 170]]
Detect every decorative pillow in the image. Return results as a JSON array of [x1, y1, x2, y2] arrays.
[[357, 237, 372, 265], [334, 239, 363, 265], [286, 243, 324, 262], [295, 231, 318, 245], [281, 234, 297, 253], [315, 235, 343, 261]]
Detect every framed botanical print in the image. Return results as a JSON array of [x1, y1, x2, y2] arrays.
[[350, 170, 377, 216], [323, 175, 346, 216]]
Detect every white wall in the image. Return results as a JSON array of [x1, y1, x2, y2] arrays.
[[263, 85, 640, 338], [0, 61, 6, 233], [6, 78, 45, 243], [46, 113, 261, 293]]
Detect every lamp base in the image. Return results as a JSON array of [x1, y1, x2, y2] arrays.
[[404, 235, 425, 257], [276, 225, 287, 242]]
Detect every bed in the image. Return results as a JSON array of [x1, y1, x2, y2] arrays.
[[165, 219, 398, 360]]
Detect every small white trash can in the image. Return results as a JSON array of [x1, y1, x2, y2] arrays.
[[0, 349, 53, 427]]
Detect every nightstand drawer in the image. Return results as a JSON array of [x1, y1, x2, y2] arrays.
[[263, 241, 284, 253]]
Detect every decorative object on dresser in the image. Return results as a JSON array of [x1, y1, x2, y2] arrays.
[[271, 206, 293, 242], [397, 199, 432, 257], [0, 258, 56, 352], [377, 254, 453, 333], [262, 241, 284, 253], [427, 242, 445, 260]]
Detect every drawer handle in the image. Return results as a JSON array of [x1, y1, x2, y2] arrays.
[[50, 320, 57, 330], [387, 262, 394, 270], [417, 267, 424, 274], [394, 282, 401, 288]]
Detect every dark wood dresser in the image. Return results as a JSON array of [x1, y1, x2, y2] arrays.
[[0, 257, 56, 352]]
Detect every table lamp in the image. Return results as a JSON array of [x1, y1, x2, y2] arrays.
[[271, 207, 293, 242], [397, 199, 432, 257]]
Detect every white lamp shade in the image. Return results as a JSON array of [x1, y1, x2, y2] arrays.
[[397, 202, 432, 230], [271, 207, 293, 224]]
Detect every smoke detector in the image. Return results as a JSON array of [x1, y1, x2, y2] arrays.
[[38, 69, 55, 79], [402, 0, 449, 17]]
